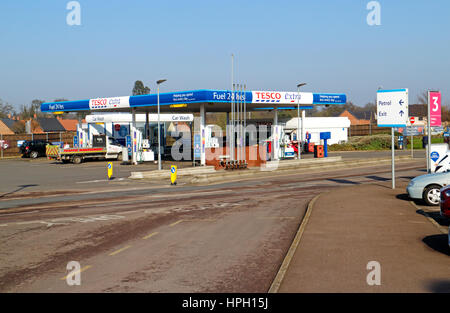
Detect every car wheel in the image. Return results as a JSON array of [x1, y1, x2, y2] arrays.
[[72, 155, 83, 164], [423, 184, 441, 206], [30, 151, 39, 159]]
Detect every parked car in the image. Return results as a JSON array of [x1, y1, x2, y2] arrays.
[[406, 171, 450, 206], [20, 140, 50, 159], [440, 185, 450, 219]]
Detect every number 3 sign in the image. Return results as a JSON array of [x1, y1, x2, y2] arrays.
[[429, 91, 441, 127]]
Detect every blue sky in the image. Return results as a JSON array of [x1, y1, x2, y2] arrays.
[[0, 0, 449, 110]]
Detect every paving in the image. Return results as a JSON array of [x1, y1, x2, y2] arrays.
[[277, 181, 450, 293]]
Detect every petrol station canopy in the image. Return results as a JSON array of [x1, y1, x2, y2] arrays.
[[41, 89, 347, 114]]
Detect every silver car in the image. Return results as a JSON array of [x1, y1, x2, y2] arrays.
[[406, 171, 450, 206]]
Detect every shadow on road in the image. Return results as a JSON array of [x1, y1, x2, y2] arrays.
[[426, 280, 450, 293], [326, 178, 360, 185], [399, 176, 416, 180], [365, 175, 390, 182], [395, 193, 411, 201], [0, 184, 38, 199], [422, 234, 450, 256], [416, 210, 450, 227]]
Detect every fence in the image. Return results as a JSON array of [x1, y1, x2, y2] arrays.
[[0, 132, 76, 158], [349, 123, 391, 137]]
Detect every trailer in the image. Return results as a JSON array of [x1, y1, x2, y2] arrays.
[[46, 135, 123, 164]]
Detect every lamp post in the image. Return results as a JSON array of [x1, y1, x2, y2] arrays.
[[156, 79, 167, 171], [297, 83, 307, 158]]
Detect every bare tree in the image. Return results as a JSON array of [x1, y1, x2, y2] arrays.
[[0, 98, 14, 118]]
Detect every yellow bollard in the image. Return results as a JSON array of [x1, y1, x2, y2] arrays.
[[170, 165, 177, 185], [107, 162, 113, 180]]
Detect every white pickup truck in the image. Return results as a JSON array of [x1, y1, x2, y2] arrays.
[[46, 135, 123, 164]]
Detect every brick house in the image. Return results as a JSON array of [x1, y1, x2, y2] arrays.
[[338, 110, 373, 125]]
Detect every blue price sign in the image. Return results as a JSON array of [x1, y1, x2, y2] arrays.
[[126, 135, 132, 154]]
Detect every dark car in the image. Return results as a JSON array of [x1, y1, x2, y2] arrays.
[[439, 185, 450, 219], [20, 140, 50, 159]]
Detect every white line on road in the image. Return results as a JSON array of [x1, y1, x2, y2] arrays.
[[77, 178, 126, 184]]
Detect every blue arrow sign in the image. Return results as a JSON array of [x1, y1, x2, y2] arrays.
[[399, 110, 404, 116], [399, 99, 404, 105]]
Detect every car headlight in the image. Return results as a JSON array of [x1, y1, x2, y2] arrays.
[[408, 181, 415, 187], [445, 190, 450, 197]]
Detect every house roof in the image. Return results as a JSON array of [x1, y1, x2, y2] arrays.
[[57, 119, 79, 131], [351, 111, 373, 120], [337, 109, 373, 120], [0, 118, 17, 130], [36, 118, 66, 132], [408, 104, 427, 117]]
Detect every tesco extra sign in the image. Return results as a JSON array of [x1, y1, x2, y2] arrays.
[[253, 91, 282, 102], [252, 90, 314, 104], [89, 96, 130, 110]]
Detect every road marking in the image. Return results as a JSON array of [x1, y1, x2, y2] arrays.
[[1, 189, 234, 214], [258, 216, 296, 220], [109, 245, 132, 256], [0, 210, 39, 217], [77, 178, 126, 184], [169, 220, 184, 227], [186, 218, 216, 222], [60, 265, 92, 280], [142, 231, 159, 240]]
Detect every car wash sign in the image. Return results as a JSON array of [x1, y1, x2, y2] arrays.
[[377, 89, 408, 127], [89, 96, 130, 110]]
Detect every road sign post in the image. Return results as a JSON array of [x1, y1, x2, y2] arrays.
[[427, 91, 441, 173], [377, 89, 408, 189], [409, 116, 415, 158]]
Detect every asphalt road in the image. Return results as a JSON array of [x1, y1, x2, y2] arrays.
[[0, 159, 427, 292]]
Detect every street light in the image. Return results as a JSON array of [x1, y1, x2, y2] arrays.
[[297, 83, 307, 159], [156, 79, 167, 171]]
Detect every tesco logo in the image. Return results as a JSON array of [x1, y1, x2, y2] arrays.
[[91, 98, 107, 106], [254, 92, 281, 100]]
